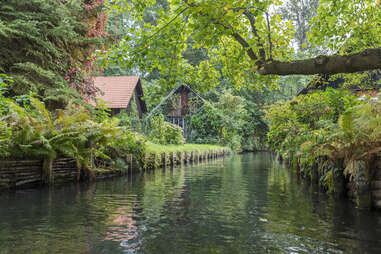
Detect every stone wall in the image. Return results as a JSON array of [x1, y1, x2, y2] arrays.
[[282, 155, 381, 210], [343, 159, 381, 210]]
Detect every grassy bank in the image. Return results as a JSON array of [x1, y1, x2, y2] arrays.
[[146, 142, 230, 154], [142, 142, 230, 169]]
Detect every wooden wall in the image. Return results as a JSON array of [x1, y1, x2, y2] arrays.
[[0, 149, 230, 191], [0, 158, 78, 190]]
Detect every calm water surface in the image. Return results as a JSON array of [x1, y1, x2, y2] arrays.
[[1, 153, 381, 254]]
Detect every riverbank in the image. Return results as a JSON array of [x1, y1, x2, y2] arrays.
[[265, 90, 381, 210], [0, 144, 230, 191], [278, 154, 381, 210], [130, 143, 230, 172], [2, 153, 381, 254], [146, 142, 227, 154]]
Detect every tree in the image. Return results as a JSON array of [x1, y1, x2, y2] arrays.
[[189, 89, 248, 151], [278, 0, 319, 51], [0, 0, 107, 108], [106, 0, 381, 90]]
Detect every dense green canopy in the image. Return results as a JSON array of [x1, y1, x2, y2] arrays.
[[105, 0, 381, 90], [0, 0, 106, 107]]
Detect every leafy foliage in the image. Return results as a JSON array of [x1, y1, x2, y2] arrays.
[[309, 0, 381, 53], [104, 0, 381, 92], [0, 75, 12, 155], [188, 90, 247, 151], [104, 0, 292, 90], [186, 87, 269, 152], [1, 94, 145, 177], [149, 114, 184, 145], [265, 88, 381, 190], [266, 88, 358, 154], [0, 0, 107, 107], [322, 99, 381, 180]]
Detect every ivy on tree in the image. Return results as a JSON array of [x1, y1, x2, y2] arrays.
[[0, 0, 107, 108]]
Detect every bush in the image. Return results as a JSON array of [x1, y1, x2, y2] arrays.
[[188, 90, 248, 152], [264, 88, 371, 190], [0, 0, 106, 105], [105, 129, 146, 165], [0, 121, 10, 156], [0, 93, 146, 177], [149, 114, 184, 145], [1, 75, 16, 156], [265, 88, 359, 157]]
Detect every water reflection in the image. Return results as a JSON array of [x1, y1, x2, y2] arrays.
[[0, 153, 381, 254]]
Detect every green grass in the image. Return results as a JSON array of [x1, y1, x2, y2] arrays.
[[146, 142, 230, 154]]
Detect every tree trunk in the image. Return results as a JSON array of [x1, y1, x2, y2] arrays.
[[258, 48, 381, 76]]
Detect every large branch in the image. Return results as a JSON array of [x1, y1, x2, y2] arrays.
[[242, 9, 266, 63], [259, 48, 381, 75], [182, 0, 262, 65], [231, 32, 260, 64], [182, 1, 381, 76]]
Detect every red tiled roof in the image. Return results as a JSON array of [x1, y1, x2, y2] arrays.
[[94, 76, 140, 108]]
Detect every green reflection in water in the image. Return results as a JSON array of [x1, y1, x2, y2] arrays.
[[0, 153, 381, 254]]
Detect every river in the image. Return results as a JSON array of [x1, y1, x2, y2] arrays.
[[1, 153, 381, 254]]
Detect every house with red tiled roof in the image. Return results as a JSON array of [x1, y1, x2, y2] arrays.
[[94, 76, 147, 118]]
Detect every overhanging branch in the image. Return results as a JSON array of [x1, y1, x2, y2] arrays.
[[231, 33, 259, 63], [181, 1, 381, 76], [182, 0, 261, 65], [242, 9, 266, 63], [259, 48, 381, 75]]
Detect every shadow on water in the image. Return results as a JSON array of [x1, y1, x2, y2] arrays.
[[0, 153, 381, 254]]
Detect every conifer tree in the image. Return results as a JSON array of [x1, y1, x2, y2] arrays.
[[0, 0, 107, 108]]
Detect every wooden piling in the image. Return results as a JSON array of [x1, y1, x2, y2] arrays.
[[0, 148, 230, 191]]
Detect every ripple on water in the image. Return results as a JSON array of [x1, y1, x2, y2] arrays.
[[1, 154, 381, 254]]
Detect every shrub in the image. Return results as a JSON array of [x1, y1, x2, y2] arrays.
[[149, 114, 184, 145], [105, 129, 146, 166], [0, 0, 107, 105], [1, 94, 146, 178], [264, 88, 370, 190], [188, 90, 248, 151], [265, 88, 359, 157], [1, 75, 15, 155]]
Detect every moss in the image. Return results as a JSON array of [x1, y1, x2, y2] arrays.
[[142, 143, 229, 169]]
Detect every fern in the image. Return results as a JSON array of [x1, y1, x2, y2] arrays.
[[266, 89, 381, 189]]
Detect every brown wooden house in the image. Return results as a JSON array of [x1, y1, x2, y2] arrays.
[[163, 85, 203, 137], [167, 85, 192, 131], [94, 76, 147, 117]]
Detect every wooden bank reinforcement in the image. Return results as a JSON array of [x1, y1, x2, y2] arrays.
[[0, 148, 230, 191]]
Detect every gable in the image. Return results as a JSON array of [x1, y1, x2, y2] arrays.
[[94, 76, 140, 108]]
